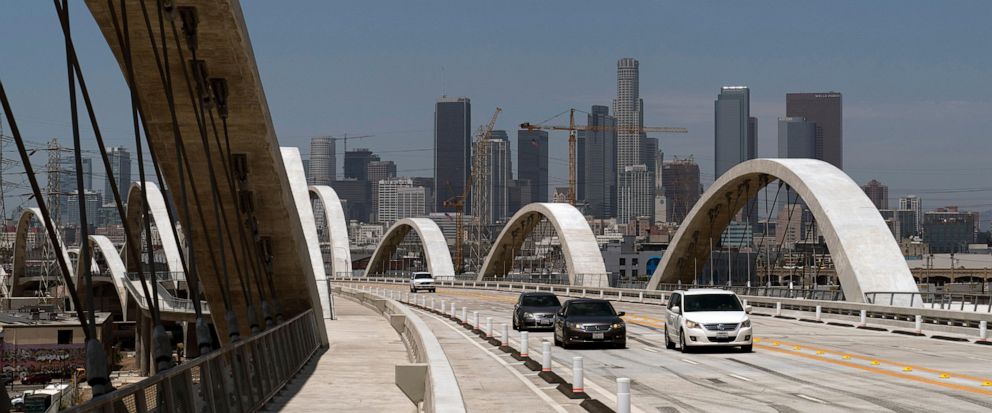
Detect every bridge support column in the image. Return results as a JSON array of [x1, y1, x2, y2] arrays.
[[184, 321, 200, 360], [136, 313, 152, 376]]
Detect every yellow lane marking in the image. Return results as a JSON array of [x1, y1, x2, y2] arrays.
[[758, 344, 992, 397], [760, 338, 992, 385]]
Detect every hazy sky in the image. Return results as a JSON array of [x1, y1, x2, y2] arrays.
[[1, 1, 990, 216]]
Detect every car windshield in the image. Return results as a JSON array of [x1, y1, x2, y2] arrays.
[[521, 295, 560, 307], [414, 273, 432, 279], [683, 294, 742, 312], [566, 301, 615, 316]]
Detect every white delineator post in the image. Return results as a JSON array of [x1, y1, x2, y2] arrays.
[[472, 311, 480, 330], [431, 297, 435, 311], [502, 324, 509, 346], [616, 377, 631, 413], [572, 356, 584, 394], [859, 309, 867, 326], [520, 332, 530, 357], [451, 303, 457, 319], [486, 317, 493, 337], [915, 315, 923, 333], [775, 302, 782, 317], [542, 341, 552, 372], [980, 320, 988, 342], [462, 307, 467, 323], [815, 305, 822, 322]]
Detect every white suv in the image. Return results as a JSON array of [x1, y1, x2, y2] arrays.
[[665, 289, 753, 352], [409, 272, 435, 293]]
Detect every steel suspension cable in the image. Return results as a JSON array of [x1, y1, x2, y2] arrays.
[[752, 180, 782, 283], [51, 1, 160, 325]]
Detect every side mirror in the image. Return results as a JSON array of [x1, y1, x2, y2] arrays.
[[745, 305, 753, 314], [617, 311, 626, 317], [671, 306, 681, 315]]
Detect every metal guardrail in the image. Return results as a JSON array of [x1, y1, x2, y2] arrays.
[[332, 276, 992, 333], [63, 309, 321, 413], [120, 276, 210, 314], [866, 291, 992, 312]]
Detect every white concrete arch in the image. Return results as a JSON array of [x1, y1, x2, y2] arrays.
[[10, 208, 73, 297], [308, 185, 352, 277], [125, 182, 184, 275], [646, 158, 918, 303], [283, 148, 333, 320], [365, 218, 455, 278], [476, 203, 608, 287], [77, 235, 132, 321]]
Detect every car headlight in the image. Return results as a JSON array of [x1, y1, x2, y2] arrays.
[[685, 320, 700, 329], [741, 319, 751, 328], [567, 321, 578, 329], [611, 322, 624, 330], [523, 312, 534, 320]]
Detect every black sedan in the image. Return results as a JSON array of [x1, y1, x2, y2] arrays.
[[512, 292, 562, 331], [553, 299, 626, 349]]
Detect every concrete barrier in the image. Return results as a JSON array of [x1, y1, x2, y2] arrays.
[[334, 287, 467, 413]]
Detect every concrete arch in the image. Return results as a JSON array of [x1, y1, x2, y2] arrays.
[[646, 159, 918, 303], [125, 182, 184, 276], [10, 208, 73, 297], [365, 218, 455, 278], [309, 185, 352, 277], [476, 203, 608, 287], [77, 235, 131, 321]]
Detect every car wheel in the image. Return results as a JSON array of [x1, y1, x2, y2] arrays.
[[664, 326, 675, 350], [614, 340, 626, 349], [431, 289, 436, 293], [679, 329, 691, 353], [741, 344, 753, 353], [512, 317, 519, 331]]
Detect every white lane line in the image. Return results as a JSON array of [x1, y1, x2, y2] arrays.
[[728, 374, 752, 382], [796, 394, 826, 404], [417, 309, 570, 413], [681, 358, 700, 365], [642, 347, 659, 353]]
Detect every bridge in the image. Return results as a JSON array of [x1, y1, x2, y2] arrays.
[[0, 1, 989, 412]]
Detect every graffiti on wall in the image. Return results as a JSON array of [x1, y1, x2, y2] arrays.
[[0, 343, 85, 376]]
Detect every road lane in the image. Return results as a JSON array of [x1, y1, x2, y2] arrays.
[[353, 283, 992, 412]]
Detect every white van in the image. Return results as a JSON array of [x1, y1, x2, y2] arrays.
[[665, 289, 753, 353]]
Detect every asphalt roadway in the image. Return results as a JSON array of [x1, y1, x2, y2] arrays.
[[359, 282, 992, 413]]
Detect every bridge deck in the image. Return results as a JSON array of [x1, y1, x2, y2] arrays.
[[368, 283, 992, 412], [263, 298, 412, 412]]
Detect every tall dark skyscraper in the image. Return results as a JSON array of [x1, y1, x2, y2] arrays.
[[778, 117, 816, 158], [579, 105, 617, 217], [786, 92, 843, 169], [517, 129, 549, 203], [434, 97, 472, 212], [714, 86, 756, 179], [344, 148, 378, 181], [104, 147, 131, 203], [662, 157, 701, 224]]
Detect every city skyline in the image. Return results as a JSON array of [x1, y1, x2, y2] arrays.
[[1, 1, 990, 217]]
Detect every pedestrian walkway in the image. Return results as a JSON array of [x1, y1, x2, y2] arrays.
[[264, 298, 414, 412], [415, 308, 581, 413]]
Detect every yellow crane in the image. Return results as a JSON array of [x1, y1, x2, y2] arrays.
[[520, 108, 687, 205], [444, 107, 502, 273]]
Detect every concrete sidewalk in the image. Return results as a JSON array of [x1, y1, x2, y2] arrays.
[[264, 298, 415, 412]]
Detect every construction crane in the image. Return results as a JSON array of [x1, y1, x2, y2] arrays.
[[444, 107, 502, 274], [520, 108, 687, 205]]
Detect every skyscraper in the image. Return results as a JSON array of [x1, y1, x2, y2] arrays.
[[476, 130, 512, 224], [579, 105, 617, 217], [517, 129, 549, 203], [434, 97, 472, 212], [104, 147, 131, 202], [613, 58, 643, 171], [344, 148, 377, 181], [714, 87, 756, 179], [786, 92, 843, 169], [662, 157, 701, 224], [899, 195, 923, 236], [309, 136, 335, 185], [861, 179, 889, 210], [778, 117, 817, 158], [368, 160, 397, 221], [377, 177, 415, 224], [618, 165, 654, 223]]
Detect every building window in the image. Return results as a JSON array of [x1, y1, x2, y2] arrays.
[[619, 270, 626, 277], [632, 258, 639, 266], [58, 330, 73, 345], [619, 258, 626, 265], [632, 269, 638, 277]]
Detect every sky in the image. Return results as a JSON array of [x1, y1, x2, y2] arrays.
[[1, 1, 991, 220]]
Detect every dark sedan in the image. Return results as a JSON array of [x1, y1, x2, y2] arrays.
[[553, 299, 626, 349], [512, 292, 561, 331]]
